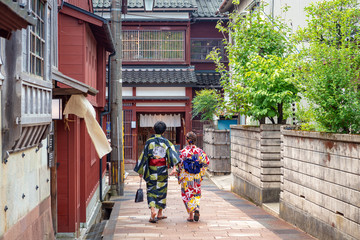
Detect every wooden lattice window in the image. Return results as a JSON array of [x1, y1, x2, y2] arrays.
[[122, 30, 185, 62], [191, 39, 226, 62], [30, 0, 45, 77]]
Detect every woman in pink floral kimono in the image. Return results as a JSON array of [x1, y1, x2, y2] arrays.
[[171, 131, 209, 222]]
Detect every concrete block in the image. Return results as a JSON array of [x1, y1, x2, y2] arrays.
[[260, 124, 282, 131], [208, 157, 231, 174], [260, 145, 281, 153], [260, 167, 281, 175], [260, 131, 281, 139], [260, 160, 282, 168], [260, 153, 281, 160], [280, 201, 359, 240], [261, 175, 281, 182], [260, 138, 282, 146], [232, 174, 280, 204]]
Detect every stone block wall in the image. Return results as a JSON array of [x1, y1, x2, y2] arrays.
[[230, 125, 282, 205], [280, 128, 360, 240], [203, 129, 230, 175]]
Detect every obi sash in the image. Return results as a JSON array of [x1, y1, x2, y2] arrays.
[[149, 158, 167, 166]]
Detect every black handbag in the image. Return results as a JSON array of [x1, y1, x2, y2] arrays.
[[135, 178, 144, 203]]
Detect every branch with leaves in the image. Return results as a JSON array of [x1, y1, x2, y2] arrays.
[[208, 3, 299, 124]]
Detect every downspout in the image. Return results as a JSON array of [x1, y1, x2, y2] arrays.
[[58, 0, 64, 12], [99, 51, 116, 202]]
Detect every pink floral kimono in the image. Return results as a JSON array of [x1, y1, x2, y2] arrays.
[[178, 145, 209, 214]]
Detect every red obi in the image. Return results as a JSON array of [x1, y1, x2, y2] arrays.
[[149, 158, 166, 166]]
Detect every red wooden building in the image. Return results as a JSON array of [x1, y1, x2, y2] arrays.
[[119, 0, 226, 169], [54, 0, 114, 237], [93, 0, 227, 169]]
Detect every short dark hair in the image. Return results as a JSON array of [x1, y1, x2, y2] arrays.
[[154, 121, 166, 134]]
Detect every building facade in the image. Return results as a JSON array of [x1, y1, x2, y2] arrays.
[[54, 0, 114, 238], [0, 0, 57, 239], [94, 0, 226, 169]]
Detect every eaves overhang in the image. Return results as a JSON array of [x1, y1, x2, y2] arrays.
[[127, 8, 197, 13], [0, 0, 36, 39], [52, 68, 98, 96], [61, 2, 115, 52], [122, 66, 197, 86], [192, 17, 228, 21], [217, 0, 234, 14]]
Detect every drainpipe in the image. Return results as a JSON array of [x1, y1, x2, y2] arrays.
[[58, 0, 64, 12], [99, 51, 116, 202]]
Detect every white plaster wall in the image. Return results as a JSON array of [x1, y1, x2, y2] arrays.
[[122, 87, 133, 96], [272, 0, 322, 33], [0, 139, 50, 236], [136, 87, 186, 97], [136, 102, 185, 107]]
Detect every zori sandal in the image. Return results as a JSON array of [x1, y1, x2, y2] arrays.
[[149, 217, 158, 223], [194, 210, 200, 222]]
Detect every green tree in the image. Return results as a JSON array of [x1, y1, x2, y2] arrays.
[[294, 0, 360, 133], [209, 3, 300, 124], [191, 89, 220, 122]]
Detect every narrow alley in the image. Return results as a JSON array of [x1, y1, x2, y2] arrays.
[[101, 174, 315, 240]]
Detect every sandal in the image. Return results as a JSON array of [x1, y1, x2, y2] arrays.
[[149, 217, 158, 223], [194, 210, 200, 222], [157, 216, 167, 220], [187, 218, 194, 222]]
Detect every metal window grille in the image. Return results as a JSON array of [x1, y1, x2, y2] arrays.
[[30, 0, 45, 77], [122, 30, 185, 62], [191, 39, 227, 62]]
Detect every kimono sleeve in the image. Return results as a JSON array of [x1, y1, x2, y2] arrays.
[[133, 140, 151, 181], [166, 141, 181, 168], [199, 148, 209, 176]]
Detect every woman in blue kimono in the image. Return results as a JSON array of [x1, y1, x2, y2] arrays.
[[134, 121, 180, 223]]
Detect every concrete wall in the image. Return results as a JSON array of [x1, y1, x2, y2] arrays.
[[230, 125, 282, 204], [203, 129, 230, 175], [0, 140, 54, 239], [280, 128, 360, 240]]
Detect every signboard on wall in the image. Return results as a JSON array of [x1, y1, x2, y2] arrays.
[[48, 122, 55, 168]]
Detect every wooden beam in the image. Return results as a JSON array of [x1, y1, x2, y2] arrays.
[[53, 88, 87, 96]]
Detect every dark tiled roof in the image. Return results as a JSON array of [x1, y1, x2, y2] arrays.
[[193, 0, 223, 18], [93, 0, 224, 18], [127, 0, 197, 9], [195, 72, 221, 87], [93, 0, 111, 8], [122, 67, 197, 85]]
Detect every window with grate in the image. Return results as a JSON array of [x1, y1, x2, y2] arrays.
[[191, 39, 227, 62], [30, 0, 45, 77], [122, 30, 185, 62]]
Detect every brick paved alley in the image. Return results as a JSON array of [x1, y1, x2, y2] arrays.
[[102, 174, 316, 240]]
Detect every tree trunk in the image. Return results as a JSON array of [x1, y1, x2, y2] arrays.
[[278, 103, 286, 124]]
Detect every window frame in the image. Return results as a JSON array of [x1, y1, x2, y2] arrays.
[[29, 0, 46, 78], [122, 29, 186, 63], [190, 38, 227, 63]]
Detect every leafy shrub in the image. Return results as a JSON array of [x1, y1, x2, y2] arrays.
[[294, 0, 360, 133], [209, 4, 300, 124], [191, 89, 220, 122]]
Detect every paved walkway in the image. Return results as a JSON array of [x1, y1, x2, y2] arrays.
[[102, 174, 315, 240]]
